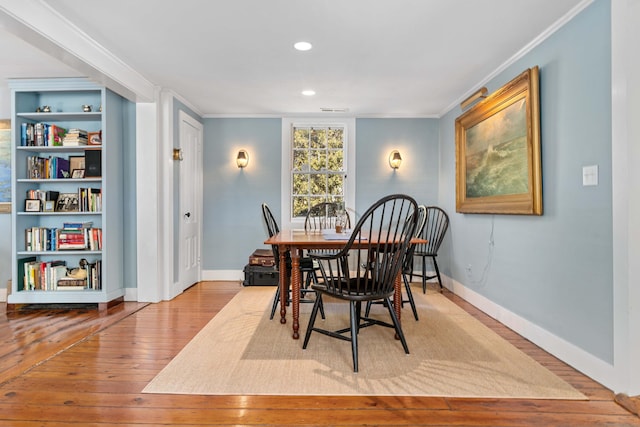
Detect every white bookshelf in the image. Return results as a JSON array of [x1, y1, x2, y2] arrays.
[[8, 78, 125, 308]]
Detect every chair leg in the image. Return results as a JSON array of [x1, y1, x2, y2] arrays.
[[403, 273, 419, 321], [433, 256, 443, 292], [384, 297, 409, 355], [421, 254, 428, 294], [302, 294, 322, 349], [269, 285, 281, 320], [349, 301, 359, 373]]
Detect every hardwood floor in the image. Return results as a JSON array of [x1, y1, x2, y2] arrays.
[[0, 281, 638, 426]]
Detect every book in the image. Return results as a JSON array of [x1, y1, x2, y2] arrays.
[[53, 157, 70, 179], [62, 221, 93, 229]]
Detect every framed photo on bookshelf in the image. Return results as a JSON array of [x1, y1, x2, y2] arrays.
[[44, 200, 55, 212], [71, 169, 85, 178], [88, 131, 102, 145], [56, 193, 79, 212], [25, 199, 41, 212], [69, 156, 85, 174]]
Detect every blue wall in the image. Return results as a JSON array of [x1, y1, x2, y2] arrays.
[[202, 118, 282, 270], [438, 0, 613, 362], [201, 117, 440, 270], [355, 118, 439, 216]]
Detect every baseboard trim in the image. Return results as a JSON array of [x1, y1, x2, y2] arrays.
[[445, 275, 617, 391], [202, 270, 244, 282]]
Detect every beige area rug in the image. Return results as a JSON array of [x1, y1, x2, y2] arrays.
[[143, 285, 586, 399]]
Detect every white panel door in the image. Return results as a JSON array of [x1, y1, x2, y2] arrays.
[[178, 112, 203, 291]]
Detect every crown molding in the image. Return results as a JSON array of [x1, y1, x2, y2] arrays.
[[0, 0, 156, 102]]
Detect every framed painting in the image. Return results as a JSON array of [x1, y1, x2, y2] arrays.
[[455, 66, 542, 215], [0, 119, 11, 213]]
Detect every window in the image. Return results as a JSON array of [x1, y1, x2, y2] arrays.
[[291, 125, 344, 217], [282, 118, 355, 228]]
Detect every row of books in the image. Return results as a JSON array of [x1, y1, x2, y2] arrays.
[[27, 155, 71, 179], [21, 123, 67, 147], [25, 188, 102, 213], [20, 258, 102, 291], [25, 224, 102, 251]]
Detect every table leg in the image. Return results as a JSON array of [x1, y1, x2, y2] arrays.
[[394, 272, 402, 339], [290, 247, 301, 339], [279, 246, 288, 324]]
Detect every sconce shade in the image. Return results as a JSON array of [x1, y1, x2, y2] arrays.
[[236, 149, 249, 168], [389, 150, 402, 169]]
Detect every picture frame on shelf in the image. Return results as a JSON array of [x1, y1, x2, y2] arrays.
[[25, 199, 41, 212], [87, 131, 102, 145], [69, 156, 85, 174], [55, 193, 79, 212], [455, 66, 542, 215], [71, 169, 85, 179], [44, 200, 55, 212]]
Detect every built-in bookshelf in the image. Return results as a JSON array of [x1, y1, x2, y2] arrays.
[[9, 78, 125, 307]]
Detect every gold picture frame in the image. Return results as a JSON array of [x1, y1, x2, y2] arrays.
[[455, 66, 542, 215]]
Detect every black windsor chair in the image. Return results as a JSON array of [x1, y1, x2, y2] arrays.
[[302, 194, 418, 372], [411, 206, 450, 293]]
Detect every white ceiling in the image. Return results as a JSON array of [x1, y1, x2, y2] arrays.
[[0, 0, 588, 117]]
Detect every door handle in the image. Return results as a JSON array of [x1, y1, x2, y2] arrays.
[[184, 212, 191, 218]]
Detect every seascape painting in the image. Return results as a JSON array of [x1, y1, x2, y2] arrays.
[[464, 99, 528, 198], [455, 66, 542, 215], [0, 119, 10, 210]]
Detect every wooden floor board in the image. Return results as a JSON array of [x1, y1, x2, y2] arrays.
[[0, 281, 638, 426]]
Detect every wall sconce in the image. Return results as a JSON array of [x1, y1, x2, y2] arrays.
[[236, 149, 249, 168], [172, 148, 183, 161], [389, 150, 402, 169]]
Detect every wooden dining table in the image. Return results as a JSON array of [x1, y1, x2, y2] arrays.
[[264, 229, 425, 339]]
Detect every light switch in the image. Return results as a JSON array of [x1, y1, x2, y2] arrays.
[[583, 165, 598, 186]]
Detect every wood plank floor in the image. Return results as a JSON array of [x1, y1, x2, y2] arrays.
[[0, 281, 638, 426]]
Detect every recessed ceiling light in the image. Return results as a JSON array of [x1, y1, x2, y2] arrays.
[[302, 90, 316, 96], [294, 41, 312, 51]]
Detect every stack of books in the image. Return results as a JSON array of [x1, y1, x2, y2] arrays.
[[62, 128, 88, 146]]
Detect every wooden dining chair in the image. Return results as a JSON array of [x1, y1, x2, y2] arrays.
[[303, 194, 418, 372]]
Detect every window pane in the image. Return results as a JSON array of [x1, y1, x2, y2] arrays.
[[328, 128, 343, 149], [292, 197, 309, 217], [309, 150, 327, 171], [310, 174, 327, 195], [310, 128, 326, 149], [293, 150, 308, 171], [292, 173, 308, 195], [293, 128, 310, 149], [327, 150, 343, 171], [328, 174, 343, 195]]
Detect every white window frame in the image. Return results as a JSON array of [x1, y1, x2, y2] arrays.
[[281, 117, 356, 229]]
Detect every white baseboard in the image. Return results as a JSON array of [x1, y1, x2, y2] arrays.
[[202, 270, 244, 282], [0, 288, 6, 302], [445, 275, 618, 391], [124, 287, 138, 302]]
